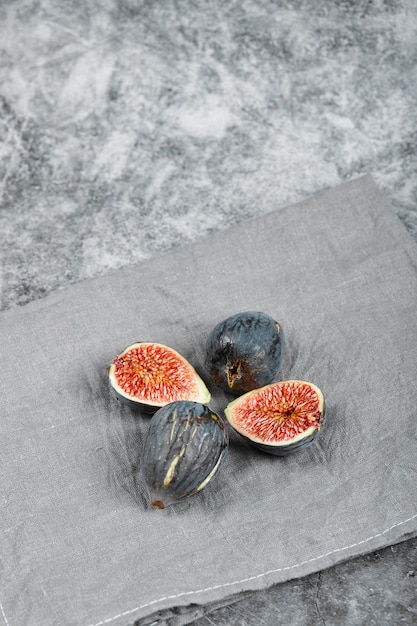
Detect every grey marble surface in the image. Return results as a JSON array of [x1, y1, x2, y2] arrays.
[[1, 1, 416, 624]]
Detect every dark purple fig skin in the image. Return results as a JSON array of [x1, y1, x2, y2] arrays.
[[141, 401, 229, 508], [205, 311, 285, 396]]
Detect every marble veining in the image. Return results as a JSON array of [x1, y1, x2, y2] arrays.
[[1, 0, 417, 311]]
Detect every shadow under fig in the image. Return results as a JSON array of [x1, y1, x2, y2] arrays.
[[99, 371, 151, 509]]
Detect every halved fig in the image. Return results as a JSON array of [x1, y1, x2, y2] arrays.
[[141, 400, 229, 508], [205, 311, 285, 396], [224, 379, 325, 456], [108, 342, 211, 412]]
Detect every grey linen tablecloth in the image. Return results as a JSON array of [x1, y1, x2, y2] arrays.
[[1, 175, 416, 626]]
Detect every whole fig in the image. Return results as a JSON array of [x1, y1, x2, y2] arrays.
[[141, 400, 229, 508], [205, 311, 285, 395]]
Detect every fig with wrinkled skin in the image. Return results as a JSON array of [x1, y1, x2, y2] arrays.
[[141, 401, 229, 508], [225, 379, 325, 456], [205, 311, 285, 396], [108, 342, 210, 413]]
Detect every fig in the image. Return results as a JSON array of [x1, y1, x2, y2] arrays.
[[205, 311, 285, 395], [141, 401, 229, 508], [224, 380, 325, 456], [108, 342, 210, 412]]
